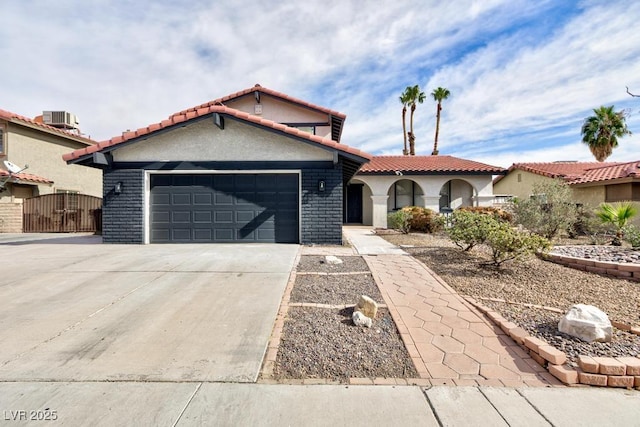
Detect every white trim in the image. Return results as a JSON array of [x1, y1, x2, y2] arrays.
[[144, 169, 302, 244]]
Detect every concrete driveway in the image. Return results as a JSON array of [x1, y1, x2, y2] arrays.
[[0, 236, 298, 382]]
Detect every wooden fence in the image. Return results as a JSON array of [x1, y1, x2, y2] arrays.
[[23, 193, 102, 233]]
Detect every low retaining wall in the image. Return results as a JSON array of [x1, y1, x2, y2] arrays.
[[0, 202, 23, 233], [466, 297, 640, 390], [547, 253, 640, 282]]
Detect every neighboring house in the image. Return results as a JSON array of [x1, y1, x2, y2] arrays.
[[64, 84, 371, 244], [494, 161, 640, 227], [0, 109, 101, 232], [493, 161, 640, 207], [347, 155, 506, 228]]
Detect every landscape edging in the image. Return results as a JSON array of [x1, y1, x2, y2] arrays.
[[464, 297, 640, 390]]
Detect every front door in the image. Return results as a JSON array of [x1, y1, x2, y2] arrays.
[[345, 184, 363, 223]]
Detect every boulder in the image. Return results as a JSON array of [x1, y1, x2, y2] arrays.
[[558, 304, 612, 343], [354, 295, 378, 319], [352, 310, 372, 328], [324, 255, 343, 265]]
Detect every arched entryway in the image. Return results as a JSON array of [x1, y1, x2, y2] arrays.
[[438, 179, 476, 211], [387, 179, 424, 211]]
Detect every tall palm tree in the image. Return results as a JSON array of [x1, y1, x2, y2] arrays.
[[407, 85, 426, 155], [399, 88, 412, 155], [431, 87, 450, 155], [581, 105, 631, 162]]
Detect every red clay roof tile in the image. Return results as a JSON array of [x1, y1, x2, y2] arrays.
[[493, 161, 638, 185], [63, 104, 370, 163], [0, 109, 96, 146], [0, 170, 54, 185], [358, 155, 505, 174]]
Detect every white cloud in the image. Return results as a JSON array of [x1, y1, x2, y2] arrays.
[[0, 0, 638, 171]]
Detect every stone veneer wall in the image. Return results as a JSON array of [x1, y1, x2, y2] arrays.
[[0, 202, 23, 233], [547, 253, 640, 282]]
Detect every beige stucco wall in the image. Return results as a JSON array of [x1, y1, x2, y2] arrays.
[[493, 169, 554, 200], [114, 119, 334, 162], [225, 95, 332, 139], [572, 186, 605, 207], [1, 124, 102, 202]]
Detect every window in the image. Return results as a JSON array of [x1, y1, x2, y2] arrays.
[[517, 173, 522, 183]]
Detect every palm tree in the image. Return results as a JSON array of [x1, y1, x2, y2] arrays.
[[595, 201, 638, 246], [406, 85, 426, 155], [580, 105, 631, 162], [399, 89, 412, 155], [431, 87, 450, 155]]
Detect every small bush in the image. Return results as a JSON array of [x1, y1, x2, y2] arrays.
[[457, 206, 513, 223], [387, 210, 412, 234], [509, 179, 578, 240], [623, 224, 640, 248], [401, 206, 443, 233], [447, 210, 496, 251], [484, 221, 551, 267]]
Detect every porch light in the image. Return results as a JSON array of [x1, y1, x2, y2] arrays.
[[318, 180, 326, 192], [114, 182, 123, 194]]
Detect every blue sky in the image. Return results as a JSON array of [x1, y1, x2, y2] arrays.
[[2, 0, 639, 168]]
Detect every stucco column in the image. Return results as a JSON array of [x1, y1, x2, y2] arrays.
[[421, 196, 441, 212], [371, 195, 389, 228], [473, 195, 495, 207]]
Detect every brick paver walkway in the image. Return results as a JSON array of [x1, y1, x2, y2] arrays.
[[365, 254, 562, 387]]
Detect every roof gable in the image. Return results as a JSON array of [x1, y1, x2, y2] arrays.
[[64, 104, 369, 164], [357, 155, 505, 175]]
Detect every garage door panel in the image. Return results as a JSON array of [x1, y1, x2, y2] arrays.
[[193, 211, 212, 223], [150, 173, 298, 243]]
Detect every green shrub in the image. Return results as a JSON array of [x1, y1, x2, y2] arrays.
[[484, 221, 551, 267], [595, 201, 638, 246], [623, 224, 640, 248], [509, 179, 578, 240], [447, 210, 495, 251], [400, 206, 443, 233], [387, 210, 412, 234], [457, 206, 513, 223], [447, 210, 550, 267]]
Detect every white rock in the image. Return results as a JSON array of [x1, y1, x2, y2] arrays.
[[558, 304, 612, 343], [355, 295, 378, 319], [324, 255, 343, 265], [352, 310, 372, 328]]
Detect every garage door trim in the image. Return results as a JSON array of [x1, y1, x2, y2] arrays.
[[144, 169, 301, 244]]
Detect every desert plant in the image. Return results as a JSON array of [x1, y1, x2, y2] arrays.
[[457, 206, 513, 223], [387, 210, 412, 234], [447, 210, 496, 251], [568, 204, 615, 244], [509, 179, 578, 240], [595, 201, 638, 246], [483, 220, 551, 267], [401, 206, 443, 233], [623, 224, 640, 248]]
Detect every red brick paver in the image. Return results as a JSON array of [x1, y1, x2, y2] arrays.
[[365, 254, 557, 387]]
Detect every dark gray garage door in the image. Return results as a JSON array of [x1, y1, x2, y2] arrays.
[[150, 174, 299, 243]]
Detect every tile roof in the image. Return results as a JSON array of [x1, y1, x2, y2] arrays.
[[570, 160, 640, 185], [0, 109, 95, 146], [63, 104, 370, 163], [357, 155, 505, 174], [493, 161, 639, 185], [0, 170, 54, 185], [176, 84, 347, 119]]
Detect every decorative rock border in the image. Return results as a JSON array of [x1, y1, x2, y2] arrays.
[[465, 297, 640, 390], [547, 253, 640, 282]]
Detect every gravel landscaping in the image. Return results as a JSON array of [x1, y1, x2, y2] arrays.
[[290, 273, 383, 305], [276, 254, 416, 381], [382, 232, 640, 365], [275, 307, 418, 381]]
